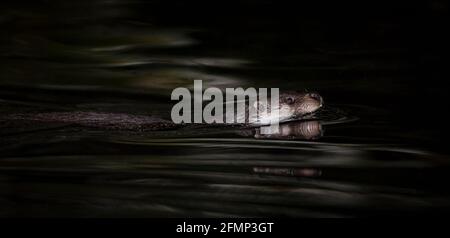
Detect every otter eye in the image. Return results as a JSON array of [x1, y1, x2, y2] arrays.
[[286, 97, 294, 104]]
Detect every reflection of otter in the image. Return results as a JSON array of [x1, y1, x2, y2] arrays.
[[253, 167, 322, 178], [240, 120, 323, 140]]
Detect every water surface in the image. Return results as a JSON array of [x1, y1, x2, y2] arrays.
[[1, 1, 449, 217]]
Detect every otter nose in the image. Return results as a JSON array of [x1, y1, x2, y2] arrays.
[[307, 93, 323, 105]]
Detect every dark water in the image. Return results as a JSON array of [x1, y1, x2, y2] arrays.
[[1, 1, 450, 217]]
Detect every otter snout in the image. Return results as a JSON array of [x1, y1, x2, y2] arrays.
[[296, 92, 323, 115], [306, 92, 323, 107]]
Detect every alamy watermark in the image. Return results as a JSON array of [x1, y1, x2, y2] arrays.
[[171, 80, 280, 134]]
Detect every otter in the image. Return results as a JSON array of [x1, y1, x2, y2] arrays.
[[1, 91, 323, 134]]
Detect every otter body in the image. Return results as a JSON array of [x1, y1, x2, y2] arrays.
[[2, 112, 177, 131]]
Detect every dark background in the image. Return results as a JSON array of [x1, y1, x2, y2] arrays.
[[2, 0, 449, 141]]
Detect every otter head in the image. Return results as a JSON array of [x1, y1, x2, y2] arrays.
[[279, 91, 323, 118], [251, 90, 323, 124]]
